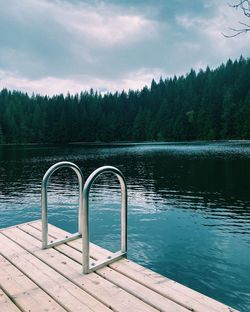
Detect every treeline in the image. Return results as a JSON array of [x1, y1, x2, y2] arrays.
[[0, 57, 250, 143]]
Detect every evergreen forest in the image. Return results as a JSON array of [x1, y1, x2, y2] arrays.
[[0, 57, 250, 144]]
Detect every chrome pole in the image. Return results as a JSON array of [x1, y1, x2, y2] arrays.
[[120, 174, 127, 253], [82, 166, 127, 274], [41, 161, 84, 249]]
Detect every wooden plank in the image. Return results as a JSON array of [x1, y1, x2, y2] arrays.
[[0, 220, 40, 231], [0, 233, 111, 312], [1, 227, 159, 312], [21, 224, 189, 312], [0, 288, 21, 312], [92, 244, 239, 312], [96, 266, 188, 312], [30, 221, 239, 312], [0, 255, 67, 312]]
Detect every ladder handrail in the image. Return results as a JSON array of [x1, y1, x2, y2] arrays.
[[81, 165, 127, 274], [41, 161, 84, 249]]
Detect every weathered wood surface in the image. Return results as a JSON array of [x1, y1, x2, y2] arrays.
[[0, 221, 239, 312], [0, 288, 21, 312]]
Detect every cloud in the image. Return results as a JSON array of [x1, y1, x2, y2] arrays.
[[0, 0, 249, 95], [175, 2, 250, 68], [0, 67, 168, 96], [0, 0, 157, 78], [64, 10, 156, 47]]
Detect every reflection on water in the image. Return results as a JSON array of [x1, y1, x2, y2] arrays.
[[0, 141, 250, 311]]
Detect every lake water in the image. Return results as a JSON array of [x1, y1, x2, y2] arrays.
[[0, 141, 250, 311]]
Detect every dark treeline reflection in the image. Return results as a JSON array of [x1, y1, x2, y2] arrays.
[[1, 142, 250, 311], [0, 57, 250, 144], [0, 142, 250, 235]]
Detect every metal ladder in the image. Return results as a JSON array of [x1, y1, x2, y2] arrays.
[[41, 161, 127, 274]]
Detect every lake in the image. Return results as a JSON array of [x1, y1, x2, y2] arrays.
[[0, 141, 250, 311]]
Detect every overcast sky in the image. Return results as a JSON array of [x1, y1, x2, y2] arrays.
[[0, 0, 249, 95]]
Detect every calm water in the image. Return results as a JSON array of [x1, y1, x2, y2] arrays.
[[0, 141, 250, 311]]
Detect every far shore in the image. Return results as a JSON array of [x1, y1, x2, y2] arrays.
[[1, 139, 250, 147]]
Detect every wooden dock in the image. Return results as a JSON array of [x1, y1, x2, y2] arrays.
[[0, 220, 238, 312]]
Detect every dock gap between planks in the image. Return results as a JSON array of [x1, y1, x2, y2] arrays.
[[0, 221, 239, 312]]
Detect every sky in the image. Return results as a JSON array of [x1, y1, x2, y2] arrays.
[[0, 0, 250, 96]]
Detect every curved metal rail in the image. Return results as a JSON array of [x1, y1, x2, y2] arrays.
[[42, 161, 84, 249], [81, 166, 127, 274]]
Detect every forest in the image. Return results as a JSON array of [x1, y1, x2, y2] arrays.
[[0, 56, 250, 144]]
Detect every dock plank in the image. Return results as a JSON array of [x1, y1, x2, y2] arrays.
[[0, 221, 239, 312], [0, 233, 111, 312], [20, 223, 189, 312], [1, 227, 160, 312], [0, 255, 66, 312], [30, 221, 238, 312], [0, 288, 21, 312]]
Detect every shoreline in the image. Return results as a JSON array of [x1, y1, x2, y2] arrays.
[[0, 139, 250, 147]]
